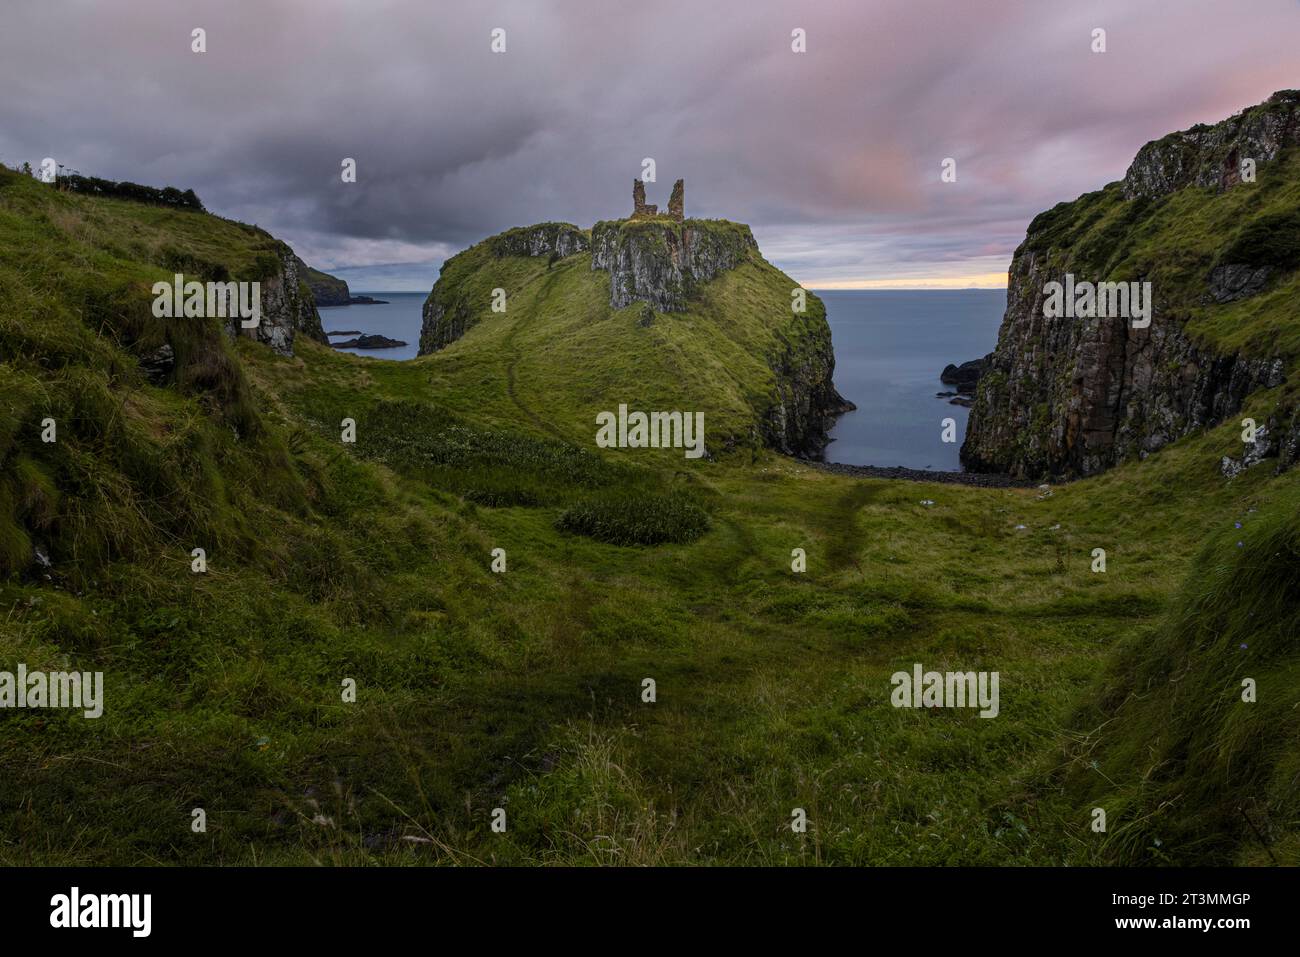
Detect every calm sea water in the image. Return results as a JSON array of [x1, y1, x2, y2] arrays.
[[321, 288, 1006, 471], [817, 290, 1005, 471], [320, 292, 426, 361]]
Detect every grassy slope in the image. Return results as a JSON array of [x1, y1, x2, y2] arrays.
[[1, 170, 1296, 865], [421, 227, 831, 451]]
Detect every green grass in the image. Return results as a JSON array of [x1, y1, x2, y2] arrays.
[[1, 164, 1298, 866], [556, 490, 711, 545]]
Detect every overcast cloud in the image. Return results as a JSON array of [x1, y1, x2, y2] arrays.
[[2, 0, 1296, 289]]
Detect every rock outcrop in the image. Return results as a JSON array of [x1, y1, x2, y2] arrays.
[[420, 223, 589, 354], [940, 356, 990, 394], [1123, 90, 1300, 200], [1207, 263, 1272, 303], [331, 333, 407, 349], [590, 218, 757, 311], [224, 247, 326, 357], [488, 222, 589, 259], [963, 91, 1300, 479], [762, 317, 856, 458]]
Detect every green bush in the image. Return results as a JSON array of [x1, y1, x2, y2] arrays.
[[556, 491, 710, 545], [352, 399, 624, 506]]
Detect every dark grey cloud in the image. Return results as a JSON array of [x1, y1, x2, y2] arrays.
[[2, 0, 1296, 289]]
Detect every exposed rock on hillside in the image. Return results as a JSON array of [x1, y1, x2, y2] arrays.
[[590, 218, 757, 311], [1207, 263, 1272, 303], [489, 223, 589, 259], [763, 324, 856, 457], [1124, 90, 1300, 200], [227, 248, 326, 356], [420, 223, 588, 354]]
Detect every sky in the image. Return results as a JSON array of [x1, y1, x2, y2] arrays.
[[2, 0, 1297, 291]]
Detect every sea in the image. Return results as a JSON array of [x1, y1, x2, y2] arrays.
[[321, 292, 427, 362], [816, 290, 1005, 471], [322, 288, 1006, 471]]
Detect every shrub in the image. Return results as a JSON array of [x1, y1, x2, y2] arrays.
[[556, 492, 710, 546], [56, 174, 205, 211], [353, 400, 624, 504]]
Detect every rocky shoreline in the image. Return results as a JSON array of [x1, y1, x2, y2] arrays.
[[812, 460, 1038, 487]]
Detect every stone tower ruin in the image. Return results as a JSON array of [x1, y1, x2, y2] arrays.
[[667, 179, 684, 221], [632, 179, 657, 218], [630, 178, 684, 222]]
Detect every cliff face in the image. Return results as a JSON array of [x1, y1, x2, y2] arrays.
[[419, 223, 587, 354], [589, 218, 757, 311], [963, 91, 1300, 479], [761, 296, 855, 458], [1123, 90, 1300, 199], [490, 222, 589, 259], [226, 247, 326, 356]]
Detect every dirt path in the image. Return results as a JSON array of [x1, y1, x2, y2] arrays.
[[500, 268, 569, 442]]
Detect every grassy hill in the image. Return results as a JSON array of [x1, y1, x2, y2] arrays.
[[417, 217, 844, 456], [0, 164, 1297, 865]]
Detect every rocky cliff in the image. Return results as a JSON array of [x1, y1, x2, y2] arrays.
[[963, 91, 1300, 479], [1123, 90, 1300, 199], [227, 247, 327, 356], [419, 223, 588, 354], [589, 218, 757, 311], [761, 297, 856, 457]]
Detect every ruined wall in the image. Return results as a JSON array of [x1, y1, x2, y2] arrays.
[[632, 180, 658, 218]]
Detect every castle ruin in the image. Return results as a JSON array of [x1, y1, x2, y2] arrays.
[[631, 178, 684, 222]]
